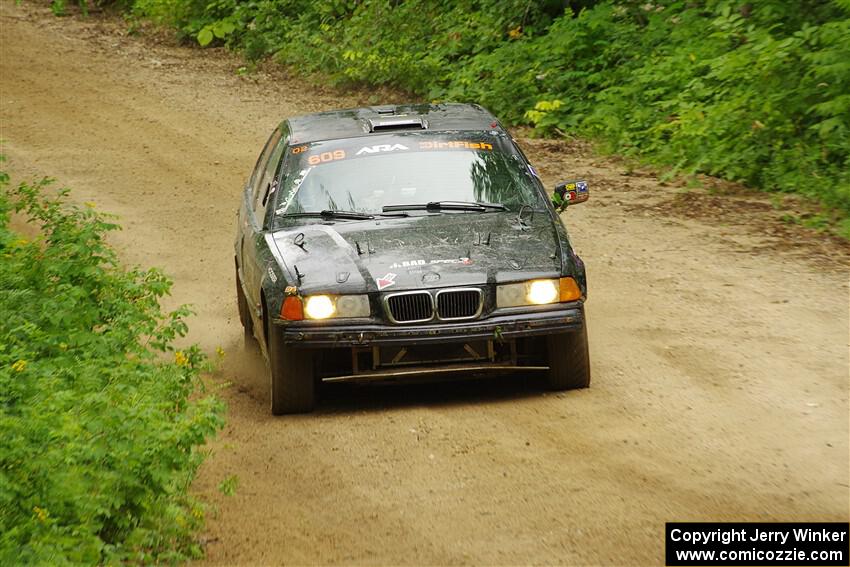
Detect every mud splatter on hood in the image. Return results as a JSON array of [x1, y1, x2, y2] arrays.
[[271, 213, 562, 294]]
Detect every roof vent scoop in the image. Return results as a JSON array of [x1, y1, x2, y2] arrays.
[[367, 116, 428, 132]]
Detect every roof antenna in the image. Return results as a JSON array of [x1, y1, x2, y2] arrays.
[[294, 265, 304, 284], [355, 241, 364, 255]]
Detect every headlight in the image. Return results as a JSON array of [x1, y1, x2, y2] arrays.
[[496, 277, 581, 308], [302, 294, 370, 320], [334, 295, 370, 318], [304, 295, 336, 319], [527, 280, 558, 304]]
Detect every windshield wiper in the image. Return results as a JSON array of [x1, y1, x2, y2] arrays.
[[382, 201, 508, 213], [281, 210, 408, 220]]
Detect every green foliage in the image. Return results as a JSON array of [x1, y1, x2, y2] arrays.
[[95, 0, 850, 227], [0, 169, 224, 564], [50, 0, 92, 17], [217, 474, 238, 496], [197, 16, 235, 46]]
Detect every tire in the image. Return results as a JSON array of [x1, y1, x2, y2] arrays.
[[546, 324, 591, 391], [267, 316, 315, 415], [235, 261, 254, 344]]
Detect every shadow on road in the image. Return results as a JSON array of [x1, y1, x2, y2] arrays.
[[315, 372, 552, 414]]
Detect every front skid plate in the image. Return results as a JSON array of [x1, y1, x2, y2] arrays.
[[321, 363, 549, 383]]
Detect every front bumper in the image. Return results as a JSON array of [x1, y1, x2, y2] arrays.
[[276, 304, 584, 348]]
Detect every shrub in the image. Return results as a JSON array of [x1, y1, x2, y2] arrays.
[[0, 166, 224, 564]]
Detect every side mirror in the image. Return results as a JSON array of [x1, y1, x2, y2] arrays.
[[552, 180, 589, 212]]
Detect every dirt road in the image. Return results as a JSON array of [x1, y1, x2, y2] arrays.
[[2, 4, 848, 564]]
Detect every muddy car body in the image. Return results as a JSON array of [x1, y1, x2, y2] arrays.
[[235, 103, 590, 414]]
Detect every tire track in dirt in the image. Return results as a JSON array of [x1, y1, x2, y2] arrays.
[[2, 4, 848, 564]]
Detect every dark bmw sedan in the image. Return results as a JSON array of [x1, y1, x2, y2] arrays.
[[235, 103, 590, 414]]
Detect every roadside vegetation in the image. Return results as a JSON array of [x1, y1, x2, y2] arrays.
[[109, 0, 850, 236], [0, 163, 224, 564]]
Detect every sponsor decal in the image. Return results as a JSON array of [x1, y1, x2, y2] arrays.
[[376, 273, 397, 290], [267, 266, 278, 283], [554, 181, 588, 208], [565, 182, 588, 202], [297, 140, 496, 167], [389, 257, 472, 269], [356, 144, 410, 155], [418, 141, 493, 151]]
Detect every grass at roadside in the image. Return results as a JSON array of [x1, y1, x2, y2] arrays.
[[0, 161, 224, 564]]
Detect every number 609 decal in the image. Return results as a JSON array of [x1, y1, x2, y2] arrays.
[[307, 150, 346, 165]]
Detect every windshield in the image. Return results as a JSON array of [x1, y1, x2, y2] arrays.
[[272, 133, 544, 225]]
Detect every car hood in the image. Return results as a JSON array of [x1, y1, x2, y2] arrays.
[[271, 213, 562, 294]]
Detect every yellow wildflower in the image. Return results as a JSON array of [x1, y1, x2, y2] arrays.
[[33, 506, 48, 522], [508, 26, 522, 39], [11, 360, 27, 372], [215, 346, 225, 360], [175, 351, 189, 367]]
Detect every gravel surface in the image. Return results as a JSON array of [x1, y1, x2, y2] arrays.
[[2, 3, 848, 564]]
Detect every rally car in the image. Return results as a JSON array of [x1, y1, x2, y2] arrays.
[[235, 103, 590, 414]]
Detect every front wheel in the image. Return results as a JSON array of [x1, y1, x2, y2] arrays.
[[546, 325, 591, 390], [267, 319, 315, 415]]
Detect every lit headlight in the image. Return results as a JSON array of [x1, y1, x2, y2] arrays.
[[496, 278, 581, 308], [527, 280, 559, 304], [303, 294, 370, 320], [304, 295, 336, 319]]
